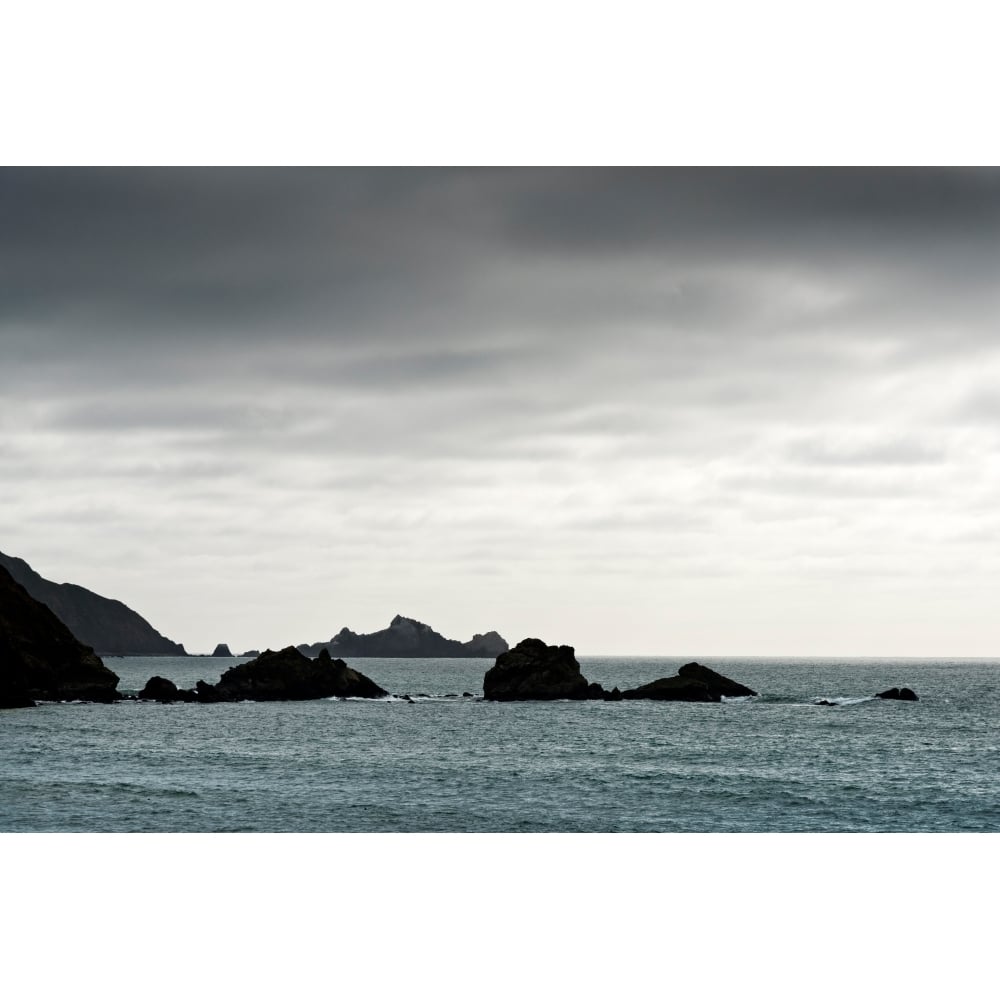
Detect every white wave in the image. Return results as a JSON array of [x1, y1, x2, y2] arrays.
[[812, 695, 876, 706]]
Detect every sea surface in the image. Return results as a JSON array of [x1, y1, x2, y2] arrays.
[[2, 655, 998, 832]]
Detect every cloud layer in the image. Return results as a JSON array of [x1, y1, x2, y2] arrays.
[[3, 168, 999, 654]]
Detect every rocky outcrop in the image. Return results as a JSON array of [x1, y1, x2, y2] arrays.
[[298, 615, 510, 658], [1, 564, 121, 708], [196, 647, 388, 701], [622, 662, 757, 703], [212, 643, 233, 657], [0, 551, 186, 656], [875, 687, 918, 701], [241, 649, 260, 658], [137, 676, 195, 703], [484, 638, 594, 701]]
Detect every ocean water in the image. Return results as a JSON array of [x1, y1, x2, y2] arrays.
[[2, 655, 998, 832]]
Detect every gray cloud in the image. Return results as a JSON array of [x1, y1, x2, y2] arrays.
[[3, 168, 1000, 654]]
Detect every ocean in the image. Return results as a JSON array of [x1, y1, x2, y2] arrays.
[[2, 654, 998, 832]]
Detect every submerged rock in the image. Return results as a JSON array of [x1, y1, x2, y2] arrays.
[[622, 662, 757, 703], [1, 564, 120, 708], [196, 646, 388, 701], [483, 638, 594, 701], [875, 687, 919, 701]]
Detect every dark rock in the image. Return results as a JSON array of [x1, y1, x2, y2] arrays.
[[622, 662, 757, 702], [241, 649, 260, 657], [138, 676, 180, 702], [1, 564, 120, 708], [605, 686, 623, 702], [298, 615, 509, 658], [402, 695, 414, 703], [585, 682, 608, 700], [461, 631, 509, 657], [677, 662, 757, 697], [462, 692, 474, 698], [815, 699, 838, 707], [195, 646, 389, 701], [622, 676, 717, 702], [483, 638, 592, 701], [876, 687, 919, 701], [195, 680, 222, 703], [212, 643, 233, 657], [0, 550, 186, 656]]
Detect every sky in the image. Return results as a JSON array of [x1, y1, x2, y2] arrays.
[[2, 167, 1000, 656]]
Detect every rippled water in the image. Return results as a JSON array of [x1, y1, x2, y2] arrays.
[[2, 655, 998, 831]]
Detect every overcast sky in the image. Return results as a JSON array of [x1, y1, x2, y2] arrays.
[[2, 167, 999, 655]]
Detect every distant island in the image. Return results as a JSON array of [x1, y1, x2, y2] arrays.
[[297, 614, 508, 658], [0, 551, 186, 657]]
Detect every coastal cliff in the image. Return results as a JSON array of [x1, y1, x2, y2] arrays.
[[0, 564, 121, 708], [0, 551, 187, 656]]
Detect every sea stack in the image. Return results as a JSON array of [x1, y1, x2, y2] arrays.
[[483, 638, 596, 700], [212, 643, 233, 657]]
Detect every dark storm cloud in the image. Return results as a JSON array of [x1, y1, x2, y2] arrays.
[[3, 167, 998, 352]]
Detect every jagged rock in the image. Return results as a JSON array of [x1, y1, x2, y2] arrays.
[[0, 550, 186, 656], [1, 564, 120, 707], [605, 686, 623, 702], [876, 687, 919, 701], [194, 646, 388, 701], [212, 643, 233, 657], [483, 638, 592, 701], [299, 615, 510, 658], [622, 662, 757, 702]]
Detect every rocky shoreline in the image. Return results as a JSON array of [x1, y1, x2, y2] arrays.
[[2, 570, 922, 709]]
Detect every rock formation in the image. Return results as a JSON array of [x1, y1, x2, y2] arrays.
[[137, 676, 195, 703], [298, 614, 509, 658], [621, 662, 757, 702], [484, 638, 597, 701], [195, 646, 388, 701], [875, 687, 919, 701], [0, 551, 187, 656], [1, 564, 121, 708], [212, 643, 233, 657]]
